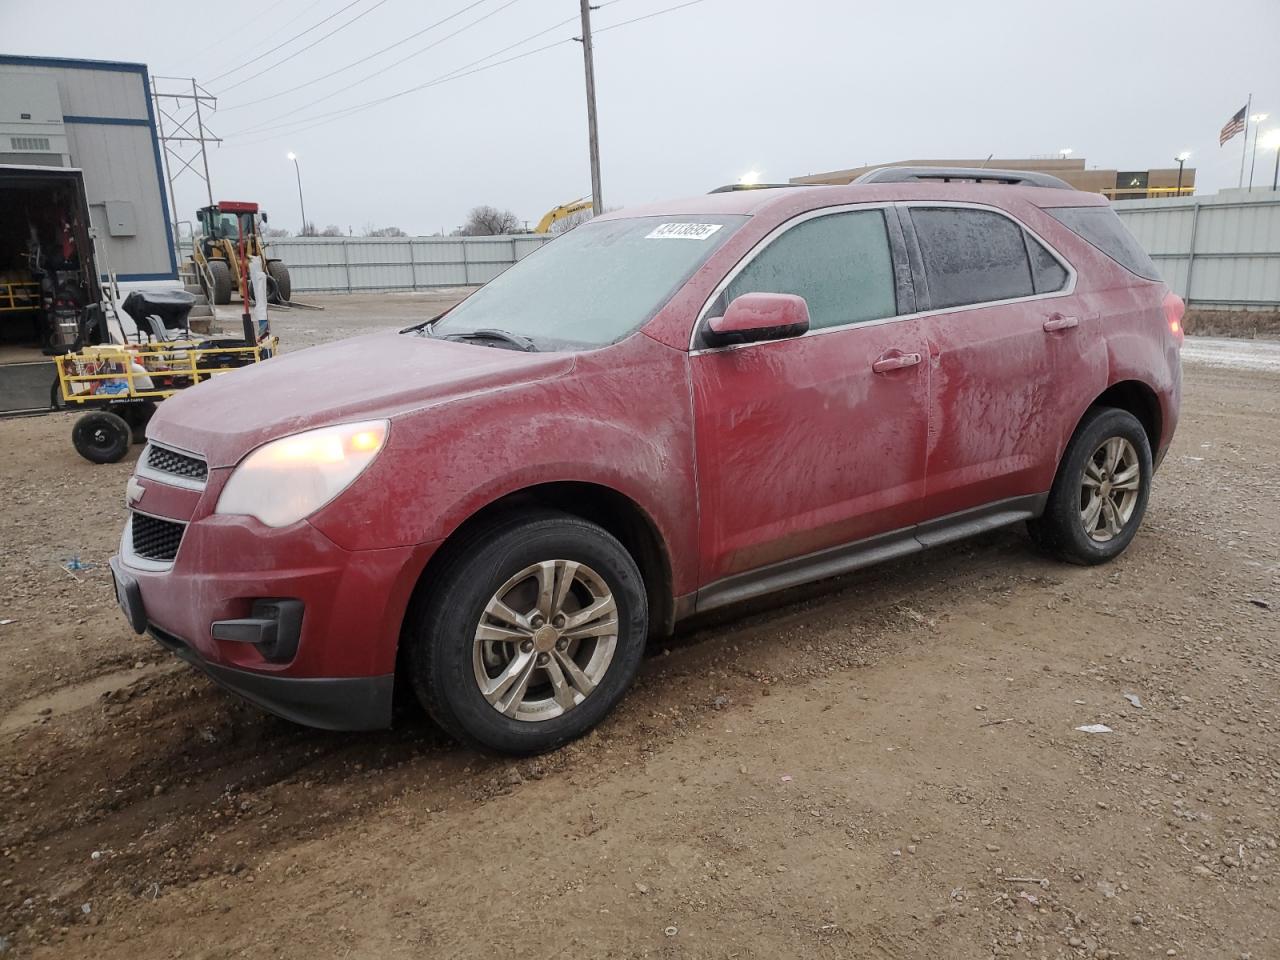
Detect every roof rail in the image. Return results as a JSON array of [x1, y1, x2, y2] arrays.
[[707, 182, 808, 194], [854, 166, 1075, 190]]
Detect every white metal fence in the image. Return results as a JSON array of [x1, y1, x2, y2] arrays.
[[178, 234, 553, 294], [1114, 191, 1280, 310], [173, 194, 1280, 309]]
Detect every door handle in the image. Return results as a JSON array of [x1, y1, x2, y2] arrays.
[[871, 352, 922, 374], [1043, 313, 1079, 332]]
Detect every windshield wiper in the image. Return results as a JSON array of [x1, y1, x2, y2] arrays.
[[402, 312, 448, 335], [440, 328, 536, 352]]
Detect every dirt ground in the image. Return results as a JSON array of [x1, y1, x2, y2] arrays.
[[1, 293, 1277, 959]]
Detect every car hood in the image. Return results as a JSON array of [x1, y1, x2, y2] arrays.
[[147, 332, 575, 467]]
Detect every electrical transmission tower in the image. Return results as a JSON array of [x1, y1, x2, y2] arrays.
[[150, 76, 221, 228]]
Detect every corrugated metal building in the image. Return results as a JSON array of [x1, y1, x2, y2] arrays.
[[0, 54, 177, 284]]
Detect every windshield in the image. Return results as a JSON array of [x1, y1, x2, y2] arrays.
[[428, 214, 746, 349]]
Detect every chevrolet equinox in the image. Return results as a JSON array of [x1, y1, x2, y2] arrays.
[[111, 167, 1183, 754]]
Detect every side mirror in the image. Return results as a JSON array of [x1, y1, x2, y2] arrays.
[[260, 211, 269, 223], [706, 292, 809, 346]]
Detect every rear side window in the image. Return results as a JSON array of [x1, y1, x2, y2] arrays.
[[1026, 232, 1069, 294], [1044, 205, 1160, 281], [723, 210, 897, 330], [909, 208, 1034, 309]]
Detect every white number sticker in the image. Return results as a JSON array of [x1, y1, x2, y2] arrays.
[[645, 223, 723, 240]]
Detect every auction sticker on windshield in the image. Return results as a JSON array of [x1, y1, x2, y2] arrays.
[[645, 223, 723, 240]]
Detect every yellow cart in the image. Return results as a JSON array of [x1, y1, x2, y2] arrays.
[[54, 337, 277, 463]]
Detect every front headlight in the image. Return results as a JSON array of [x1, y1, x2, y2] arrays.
[[215, 420, 389, 528]]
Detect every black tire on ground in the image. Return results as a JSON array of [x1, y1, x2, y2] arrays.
[[1027, 406, 1153, 566], [72, 411, 132, 464], [208, 259, 233, 305], [267, 261, 291, 304], [108, 401, 157, 443], [407, 510, 648, 755]]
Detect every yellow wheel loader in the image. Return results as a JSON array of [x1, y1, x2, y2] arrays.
[[191, 201, 290, 305]]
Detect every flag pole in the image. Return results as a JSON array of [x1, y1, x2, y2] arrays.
[[1239, 93, 1252, 187]]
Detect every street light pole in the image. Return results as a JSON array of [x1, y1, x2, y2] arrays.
[[577, 0, 603, 216], [1174, 152, 1190, 196], [287, 152, 308, 235], [1262, 130, 1280, 191], [1248, 114, 1269, 191]]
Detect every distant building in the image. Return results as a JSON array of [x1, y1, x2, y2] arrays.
[[791, 157, 1195, 200], [0, 54, 177, 284]]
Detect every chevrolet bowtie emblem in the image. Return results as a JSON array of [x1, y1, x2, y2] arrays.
[[126, 477, 146, 507]]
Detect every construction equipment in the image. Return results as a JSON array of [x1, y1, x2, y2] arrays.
[[534, 196, 594, 234], [191, 201, 290, 305]]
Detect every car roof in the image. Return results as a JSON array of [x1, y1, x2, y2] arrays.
[[604, 181, 1108, 220]]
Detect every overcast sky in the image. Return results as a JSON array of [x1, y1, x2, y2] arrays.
[[5, 0, 1279, 235]]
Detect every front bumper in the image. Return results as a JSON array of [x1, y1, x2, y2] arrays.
[[111, 513, 436, 731], [151, 618, 394, 731], [111, 554, 397, 729]]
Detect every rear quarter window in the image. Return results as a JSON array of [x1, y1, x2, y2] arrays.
[[1044, 206, 1161, 281]]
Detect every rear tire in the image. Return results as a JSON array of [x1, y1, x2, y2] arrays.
[[267, 261, 291, 304], [1027, 407, 1152, 565], [208, 260, 233, 305], [72, 411, 131, 464], [407, 511, 648, 755]]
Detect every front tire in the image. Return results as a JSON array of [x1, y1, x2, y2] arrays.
[[1027, 406, 1153, 565], [408, 511, 648, 754], [208, 260, 233, 305]]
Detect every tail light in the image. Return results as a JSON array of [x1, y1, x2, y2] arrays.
[[1162, 291, 1185, 348]]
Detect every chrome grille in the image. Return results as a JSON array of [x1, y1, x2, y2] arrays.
[[131, 514, 185, 563], [145, 444, 207, 482]]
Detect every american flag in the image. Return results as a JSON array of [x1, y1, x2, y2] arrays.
[[1220, 105, 1247, 145]]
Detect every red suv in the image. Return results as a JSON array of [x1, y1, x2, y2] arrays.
[[111, 167, 1183, 754]]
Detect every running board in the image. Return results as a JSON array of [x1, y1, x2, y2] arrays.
[[691, 494, 1047, 616]]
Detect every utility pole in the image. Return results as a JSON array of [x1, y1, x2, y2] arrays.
[[287, 153, 308, 234], [578, 0, 603, 216]]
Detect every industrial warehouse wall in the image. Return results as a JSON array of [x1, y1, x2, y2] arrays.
[[257, 235, 554, 293], [0, 55, 178, 282], [1114, 191, 1280, 310]]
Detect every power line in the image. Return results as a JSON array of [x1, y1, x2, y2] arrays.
[[594, 0, 707, 35], [215, 0, 397, 95], [227, 37, 573, 145], [224, 0, 707, 145], [206, 0, 370, 85], [219, 0, 492, 111], [228, 0, 598, 138], [187, 0, 331, 74]]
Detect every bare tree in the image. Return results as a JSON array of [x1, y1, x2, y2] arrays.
[[319, 224, 345, 237], [263, 226, 292, 238], [459, 205, 521, 236], [300, 221, 318, 237], [362, 223, 408, 237]]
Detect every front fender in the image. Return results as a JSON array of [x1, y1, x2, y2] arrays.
[[308, 334, 700, 595]]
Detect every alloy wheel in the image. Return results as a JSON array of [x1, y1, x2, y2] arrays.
[[1080, 436, 1141, 542], [472, 560, 619, 722]]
